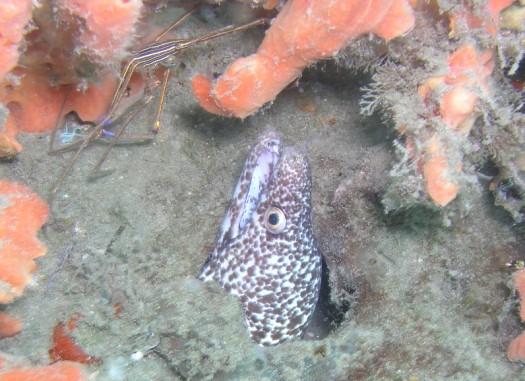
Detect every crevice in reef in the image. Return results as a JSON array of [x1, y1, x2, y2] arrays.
[[303, 257, 352, 341]]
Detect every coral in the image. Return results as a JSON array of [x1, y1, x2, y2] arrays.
[[0, 1, 32, 82], [0, 313, 21, 339], [0, 180, 49, 303], [192, 0, 415, 118], [0, 361, 87, 381]]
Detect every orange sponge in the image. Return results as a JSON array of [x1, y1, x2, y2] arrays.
[[0, 361, 87, 381], [58, 0, 144, 62], [0, 68, 146, 154], [0, 1, 32, 81], [416, 45, 494, 207], [193, 0, 415, 118], [0, 313, 22, 339], [0, 180, 49, 303]]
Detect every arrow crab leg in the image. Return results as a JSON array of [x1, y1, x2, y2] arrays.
[[48, 10, 267, 203]]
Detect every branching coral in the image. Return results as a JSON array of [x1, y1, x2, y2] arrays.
[[192, 0, 415, 118]]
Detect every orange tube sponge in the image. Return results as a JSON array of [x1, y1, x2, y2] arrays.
[[0, 1, 32, 81], [0, 361, 87, 381], [193, 0, 415, 118], [0, 313, 22, 339], [58, 0, 144, 62], [0, 180, 49, 303]]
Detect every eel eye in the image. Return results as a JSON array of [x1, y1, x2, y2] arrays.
[[264, 207, 286, 233]]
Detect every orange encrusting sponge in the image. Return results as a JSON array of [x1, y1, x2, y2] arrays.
[[192, 0, 415, 118], [0, 68, 146, 155], [58, 0, 144, 62], [0, 0, 146, 156], [417, 45, 494, 207], [0, 1, 32, 82], [0, 180, 49, 304], [0, 361, 87, 381], [1, 69, 119, 133], [0, 313, 22, 339]]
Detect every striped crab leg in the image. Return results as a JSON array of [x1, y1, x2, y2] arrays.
[[47, 12, 267, 203]]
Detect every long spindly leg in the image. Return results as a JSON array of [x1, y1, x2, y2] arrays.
[[145, 18, 269, 133], [48, 12, 268, 203], [109, 5, 198, 116], [47, 117, 109, 203], [88, 104, 146, 180], [154, 4, 199, 42], [153, 68, 171, 134], [108, 58, 143, 117], [175, 18, 268, 50]]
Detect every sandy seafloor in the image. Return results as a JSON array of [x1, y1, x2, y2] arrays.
[[1, 4, 525, 381]]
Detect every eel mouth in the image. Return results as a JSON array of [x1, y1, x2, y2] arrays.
[[218, 131, 282, 242]]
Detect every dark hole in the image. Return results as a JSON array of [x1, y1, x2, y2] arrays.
[[303, 257, 350, 341], [498, 178, 523, 201], [478, 159, 499, 178]]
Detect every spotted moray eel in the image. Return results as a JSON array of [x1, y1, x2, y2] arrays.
[[198, 132, 321, 346]]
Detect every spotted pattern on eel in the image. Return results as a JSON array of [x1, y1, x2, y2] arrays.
[[198, 131, 321, 346]]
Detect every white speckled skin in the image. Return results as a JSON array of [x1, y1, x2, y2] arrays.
[[198, 132, 321, 346]]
